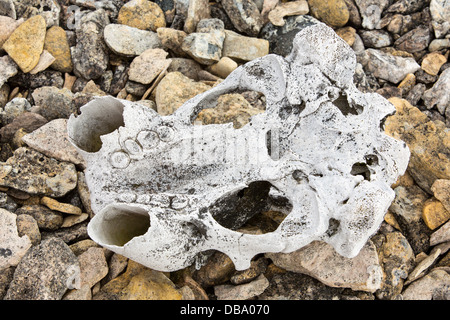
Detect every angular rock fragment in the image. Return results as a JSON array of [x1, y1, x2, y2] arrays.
[[0, 147, 77, 197], [221, 0, 263, 36], [67, 23, 410, 272], [0, 209, 32, 270]]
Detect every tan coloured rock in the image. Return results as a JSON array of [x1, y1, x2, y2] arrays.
[[268, 0, 309, 26], [40, 196, 82, 215], [207, 57, 238, 78], [117, 0, 166, 31], [2, 15, 46, 73], [336, 26, 357, 46], [29, 50, 55, 75], [385, 97, 450, 194], [266, 240, 383, 293], [196, 93, 264, 128], [43, 25, 73, 73], [422, 198, 450, 230], [308, 0, 350, 28], [157, 27, 187, 56], [155, 72, 211, 115], [0, 16, 23, 49], [128, 48, 172, 85], [421, 52, 447, 76], [222, 30, 269, 62], [184, 0, 210, 33], [431, 179, 450, 212], [78, 247, 108, 289]]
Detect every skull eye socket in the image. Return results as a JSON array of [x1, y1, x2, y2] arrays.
[[89, 204, 151, 247]]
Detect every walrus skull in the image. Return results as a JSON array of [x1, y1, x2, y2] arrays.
[[67, 22, 410, 271]]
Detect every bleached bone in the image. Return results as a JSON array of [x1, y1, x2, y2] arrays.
[[67, 22, 410, 271]]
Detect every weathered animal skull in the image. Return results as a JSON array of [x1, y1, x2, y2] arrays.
[[67, 23, 410, 271]]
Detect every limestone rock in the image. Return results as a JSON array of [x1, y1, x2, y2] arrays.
[[196, 93, 264, 128], [72, 9, 109, 80], [267, 240, 383, 293], [373, 231, 415, 299], [4, 237, 80, 300], [222, 30, 269, 62], [422, 198, 450, 230], [394, 25, 432, 53], [355, 0, 389, 29], [214, 274, 269, 300], [359, 30, 393, 48], [157, 27, 187, 56], [0, 16, 23, 50], [309, 0, 350, 28], [430, 0, 450, 38], [193, 251, 236, 287], [94, 260, 182, 300], [103, 24, 161, 57], [43, 25, 73, 73], [365, 49, 420, 84], [0, 97, 31, 125], [0, 147, 77, 197], [402, 269, 450, 300], [221, 0, 263, 36], [431, 179, 450, 212], [2, 15, 46, 73], [155, 71, 211, 115], [15, 214, 41, 246], [128, 48, 171, 85], [78, 247, 108, 288], [31, 86, 75, 120], [421, 52, 447, 76], [181, 29, 224, 65], [40, 196, 82, 215], [22, 118, 86, 167], [0, 209, 32, 270], [422, 68, 450, 114], [184, 0, 210, 33], [0, 112, 47, 143], [29, 50, 55, 75], [207, 57, 238, 79], [117, 0, 166, 31], [268, 1, 309, 27], [385, 97, 450, 194], [430, 220, 450, 246], [15, 205, 63, 231]]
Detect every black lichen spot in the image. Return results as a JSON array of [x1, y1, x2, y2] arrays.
[[0, 248, 12, 258]]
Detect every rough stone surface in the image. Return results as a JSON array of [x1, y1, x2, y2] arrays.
[[22, 118, 86, 167], [67, 23, 410, 272], [421, 52, 447, 76], [15, 214, 41, 246], [2, 15, 46, 73], [4, 238, 80, 300], [268, 1, 309, 27], [221, 0, 263, 36], [401, 269, 450, 300], [103, 24, 161, 57], [222, 30, 269, 61], [422, 68, 450, 114], [364, 49, 420, 84], [267, 240, 382, 292], [0, 209, 32, 270], [154, 71, 211, 115], [117, 0, 166, 31], [184, 0, 210, 34], [128, 48, 171, 85], [309, 0, 350, 28], [214, 274, 269, 300], [385, 97, 450, 194], [16, 205, 63, 231], [422, 199, 450, 230], [355, 0, 389, 29], [431, 179, 450, 212], [430, 0, 450, 38], [31, 86, 75, 120], [77, 247, 108, 288], [0, 55, 18, 88], [0, 16, 23, 49], [0, 147, 77, 197], [0, 112, 47, 143], [71, 9, 109, 80], [43, 26, 73, 73]]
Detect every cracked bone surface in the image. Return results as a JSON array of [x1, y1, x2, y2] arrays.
[[67, 22, 410, 272]]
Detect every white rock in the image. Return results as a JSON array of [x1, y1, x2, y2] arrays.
[[430, 0, 450, 38], [0, 209, 32, 270], [0, 55, 18, 87], [103, 24, 161, 57], [364, 48, 420, 84], [67, 23, 409, 272]]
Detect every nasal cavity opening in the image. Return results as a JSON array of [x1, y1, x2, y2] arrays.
[[68, 97, 125, 153], [94, 205, 150, 247]]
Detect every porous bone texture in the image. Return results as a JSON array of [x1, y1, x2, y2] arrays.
[[67, 23, 410, 272]]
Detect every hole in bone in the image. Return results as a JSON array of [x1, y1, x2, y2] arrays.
[[193, 91, 266, 129], [325, 218, 341, 237], [93, 205, 150, 247], [209, 181, 274, 230], [68, 97, 125, 152], [332, 92, 363, 116], [350, 162, 371, 181]]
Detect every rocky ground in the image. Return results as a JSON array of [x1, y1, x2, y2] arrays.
[[0, 0, 449, 300]]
